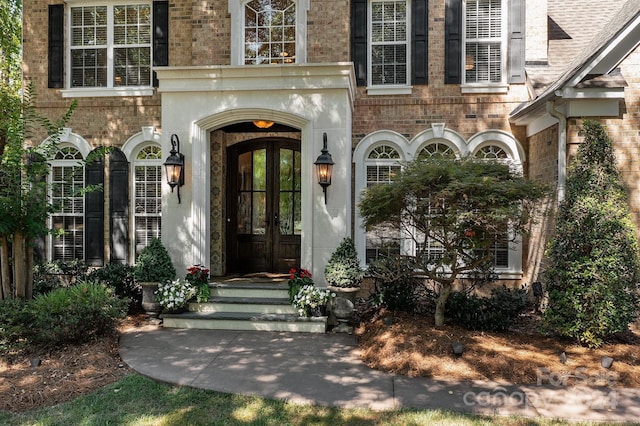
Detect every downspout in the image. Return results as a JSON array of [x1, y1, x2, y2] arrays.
[[546, 101, 567, 203]]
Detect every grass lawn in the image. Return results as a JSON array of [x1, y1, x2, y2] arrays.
[[0, 374, 622, 426]]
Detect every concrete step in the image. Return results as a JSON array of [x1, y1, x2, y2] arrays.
[[158, 277, 327, 333], [209, 282, 289, 299], [161, 311, 327, 333], [189, 297, 297, 314]]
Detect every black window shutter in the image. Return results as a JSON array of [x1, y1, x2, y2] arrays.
[[508, 0, 525, 83], [109, 149, 129, 264], [152, 1, 169, 87], [444, 0, 462, 84], [411, 0, 428, 85], [351, 0, 368, 86], [85, 153, 105, 266], [48, 5, 64, 89]]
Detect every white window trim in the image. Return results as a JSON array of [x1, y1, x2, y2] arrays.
[[44, 130, 91, 262], [354, 127, 526, 277], [63, 0, 154, 97], [228, 0, 310, 66], [47, 143, 87, 262], [367, 85, 413, 96], [131, 143, 162, 261], [366, 0, 411, 93], [461, 0, 508, 92], [122, 127, 162, 262], [61, 87, 155, 98]]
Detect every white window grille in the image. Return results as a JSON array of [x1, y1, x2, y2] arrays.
[[364, 145, 402, 263], [244, 0, 296, 64], [418, 142, 457, 159], [464, 0, 505, 84], [50, 147, 85, 261], [133, 145, 161, 256], [474, 143, 511, 268], [369, 0, 409, 86], [70, 3, 152, 88]]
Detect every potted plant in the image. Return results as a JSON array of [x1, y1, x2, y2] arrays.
[[324, 237, 364, 301], [324, 237, 364, 332], [134, 238, 177, 317], [292, 284, 334, 317], [155, 278, 196, 313], [186, 264, 210, 303]]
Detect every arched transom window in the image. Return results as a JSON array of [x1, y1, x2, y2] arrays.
[[244, 0, 296, 64], [418, 142, 457, 159], [475, 144, 508, 159]]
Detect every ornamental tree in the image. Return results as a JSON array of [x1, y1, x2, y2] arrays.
[[0, 84, 79, 300], [542, 120, 640, 348], [358, 156, 546, 326]]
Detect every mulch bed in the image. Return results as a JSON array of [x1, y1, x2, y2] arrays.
[[356, 310, 640, 387], [0, 315, 150, 413]]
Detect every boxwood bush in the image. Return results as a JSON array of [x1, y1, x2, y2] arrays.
[[0, 298, 30, 352], [445, 286, 527, 332], [87, 263, 141, 311], [367, 255, 420, 312], [27, 282, 128, 348]]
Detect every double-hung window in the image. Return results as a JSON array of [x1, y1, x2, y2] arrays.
[[69, 3, 152, 88], [369, 0, 410, 87], [50, 147, 85, 261], [352, 0, 427, 92], [445, 0, 523, 89], [133, 145, 162, 256], [474, 144, 511, 268], [364, 145, 402, 263], [463, 0, 505, 85]]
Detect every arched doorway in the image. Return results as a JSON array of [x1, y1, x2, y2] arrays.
[[226, 138, 302, 273]]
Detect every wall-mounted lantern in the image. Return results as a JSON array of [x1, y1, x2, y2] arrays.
[[314, 132, 334, 205], [164, 134, 185, 203]]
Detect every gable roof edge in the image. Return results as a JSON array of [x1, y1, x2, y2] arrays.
[[510, 0, 640, 123]]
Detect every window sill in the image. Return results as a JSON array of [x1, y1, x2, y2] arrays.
[[461, 84, 508, 94], [362, 268, 523, 280], [366, 85, 413, 96], [60, 87, 155, 98]]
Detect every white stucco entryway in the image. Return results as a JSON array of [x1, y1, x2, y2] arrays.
[[155, 64, 356, 282]]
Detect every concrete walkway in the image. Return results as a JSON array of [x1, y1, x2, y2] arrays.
[[119, 326, 640, 423]]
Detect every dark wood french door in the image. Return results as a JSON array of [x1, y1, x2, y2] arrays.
[[226, 139, 302, 273]]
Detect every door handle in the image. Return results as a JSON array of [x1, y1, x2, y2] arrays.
[[274, 214, 279, 226]]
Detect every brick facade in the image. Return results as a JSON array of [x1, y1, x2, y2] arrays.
[[21, 0, 640, 282]]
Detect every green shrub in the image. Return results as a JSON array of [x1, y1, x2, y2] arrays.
[[27, 282, 128, 348], [0, 298, 30, 352], [367, 255, 419, 312], [445, 286, 527, 332], [33, 259, 89, 295], [133, 238, 176, 283], [542, 120, 640, 348], [87, 263, 140, 309], [324, 237, 364, 288]]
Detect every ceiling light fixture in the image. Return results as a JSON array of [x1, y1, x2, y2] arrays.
[[253, 120, 275, 129]]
